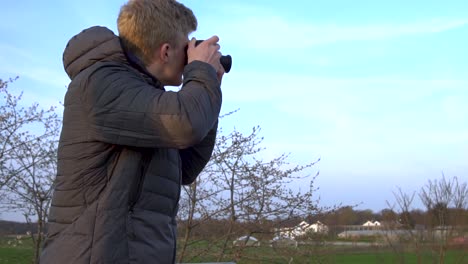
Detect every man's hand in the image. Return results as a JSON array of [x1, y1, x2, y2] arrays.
[[187, 35, 224, 82]]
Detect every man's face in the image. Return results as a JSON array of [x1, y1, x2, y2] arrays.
[[161, 34, 189, 86]]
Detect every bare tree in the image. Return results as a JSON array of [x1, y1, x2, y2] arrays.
[[419, 175, 467, 226], [418, 175, 467, 263], [1, 77, 58, 191], [385, 188, 422, 264], [387, 175, 468, 264], [0, 77, 60, 264], [177, 124, 324, 263]]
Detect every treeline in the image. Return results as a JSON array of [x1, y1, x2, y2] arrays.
[[2, 206, 465, 237], [176, 174, 467, 249], [309, 206, 468, 228], [0, 220, 38, 236], [176, 206, 468, 241]]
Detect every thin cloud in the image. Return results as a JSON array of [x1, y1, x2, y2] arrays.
[[0, 64, 69, 89], [0, 43, 36, 61], [222, 70, 468, 168], [218, 17, 468, 50], [223, 71, 468, 103], [0, 43, 69, 88]]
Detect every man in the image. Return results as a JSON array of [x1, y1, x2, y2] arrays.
[[40, 0, 223, 263]]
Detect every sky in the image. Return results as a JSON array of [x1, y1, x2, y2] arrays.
[[1, 0, 467, 221]]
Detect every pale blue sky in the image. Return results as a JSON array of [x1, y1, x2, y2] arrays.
[[1, 1, 467, 220]]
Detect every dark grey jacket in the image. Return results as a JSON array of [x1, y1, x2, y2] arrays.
[[40, 26, 222, 264]]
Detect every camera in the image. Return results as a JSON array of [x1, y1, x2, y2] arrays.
[[187, 40, 232, 73]]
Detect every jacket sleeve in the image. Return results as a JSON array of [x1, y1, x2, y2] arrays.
[[180, 121, 218, 185], [82, 60, 222, 149]]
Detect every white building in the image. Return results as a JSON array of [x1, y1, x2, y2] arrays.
[[275, 221, 329, 239], [362, 220, 381, 227], [309, 221, 329, 233]]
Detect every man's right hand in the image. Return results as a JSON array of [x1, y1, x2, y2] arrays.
[[187, 35, 224, 82]]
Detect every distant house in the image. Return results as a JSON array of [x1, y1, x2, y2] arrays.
[[274, 220, 329, 239], [309, 221, 329, 233], [362, 220, 381, 227]]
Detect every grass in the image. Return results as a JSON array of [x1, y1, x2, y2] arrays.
[[0, 236, 34, 264], [182, 249, 466, 264], [0, 236, 465, 264], [0, 248, 33, 264], [332, 251, 466, 264], [177, 239, 467, 264]]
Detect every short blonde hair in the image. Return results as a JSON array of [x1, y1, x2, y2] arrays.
[[118, 0, 197, 65]]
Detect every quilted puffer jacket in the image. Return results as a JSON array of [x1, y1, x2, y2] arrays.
[[40, 26, 222, 264]]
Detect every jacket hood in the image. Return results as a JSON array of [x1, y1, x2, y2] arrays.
[[63, 26, 126, 80]]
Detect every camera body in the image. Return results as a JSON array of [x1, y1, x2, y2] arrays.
[[189, 40, 232, 73]]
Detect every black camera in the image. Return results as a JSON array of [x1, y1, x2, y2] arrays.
[[188, 40, 232, 73]]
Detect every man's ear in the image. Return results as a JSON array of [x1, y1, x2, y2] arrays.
[[158, 43, 171, 63]]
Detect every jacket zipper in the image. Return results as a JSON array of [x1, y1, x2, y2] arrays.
[[171, 154, 183, 263], [128, 151, 152, 240], [129, 151, 152, 211]]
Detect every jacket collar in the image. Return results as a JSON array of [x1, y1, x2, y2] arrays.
[[122, 41, 163, 89]]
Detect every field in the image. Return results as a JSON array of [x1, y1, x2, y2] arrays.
[[0, 236, 33, 264], [0, 236, 465, 263], [178, 242, 466, 264]]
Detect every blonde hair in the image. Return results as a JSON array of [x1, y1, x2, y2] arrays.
[[117, 0, 197, 65]]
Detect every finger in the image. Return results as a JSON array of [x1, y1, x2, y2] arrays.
[[205, 35, 220, 45], [214, 51, 222, 60], [188, 37, 196, 48]]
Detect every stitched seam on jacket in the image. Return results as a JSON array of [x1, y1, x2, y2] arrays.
[[140, 189, 177, 201], [86, 201, 99, 263], [88, 146, 121, 263]]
